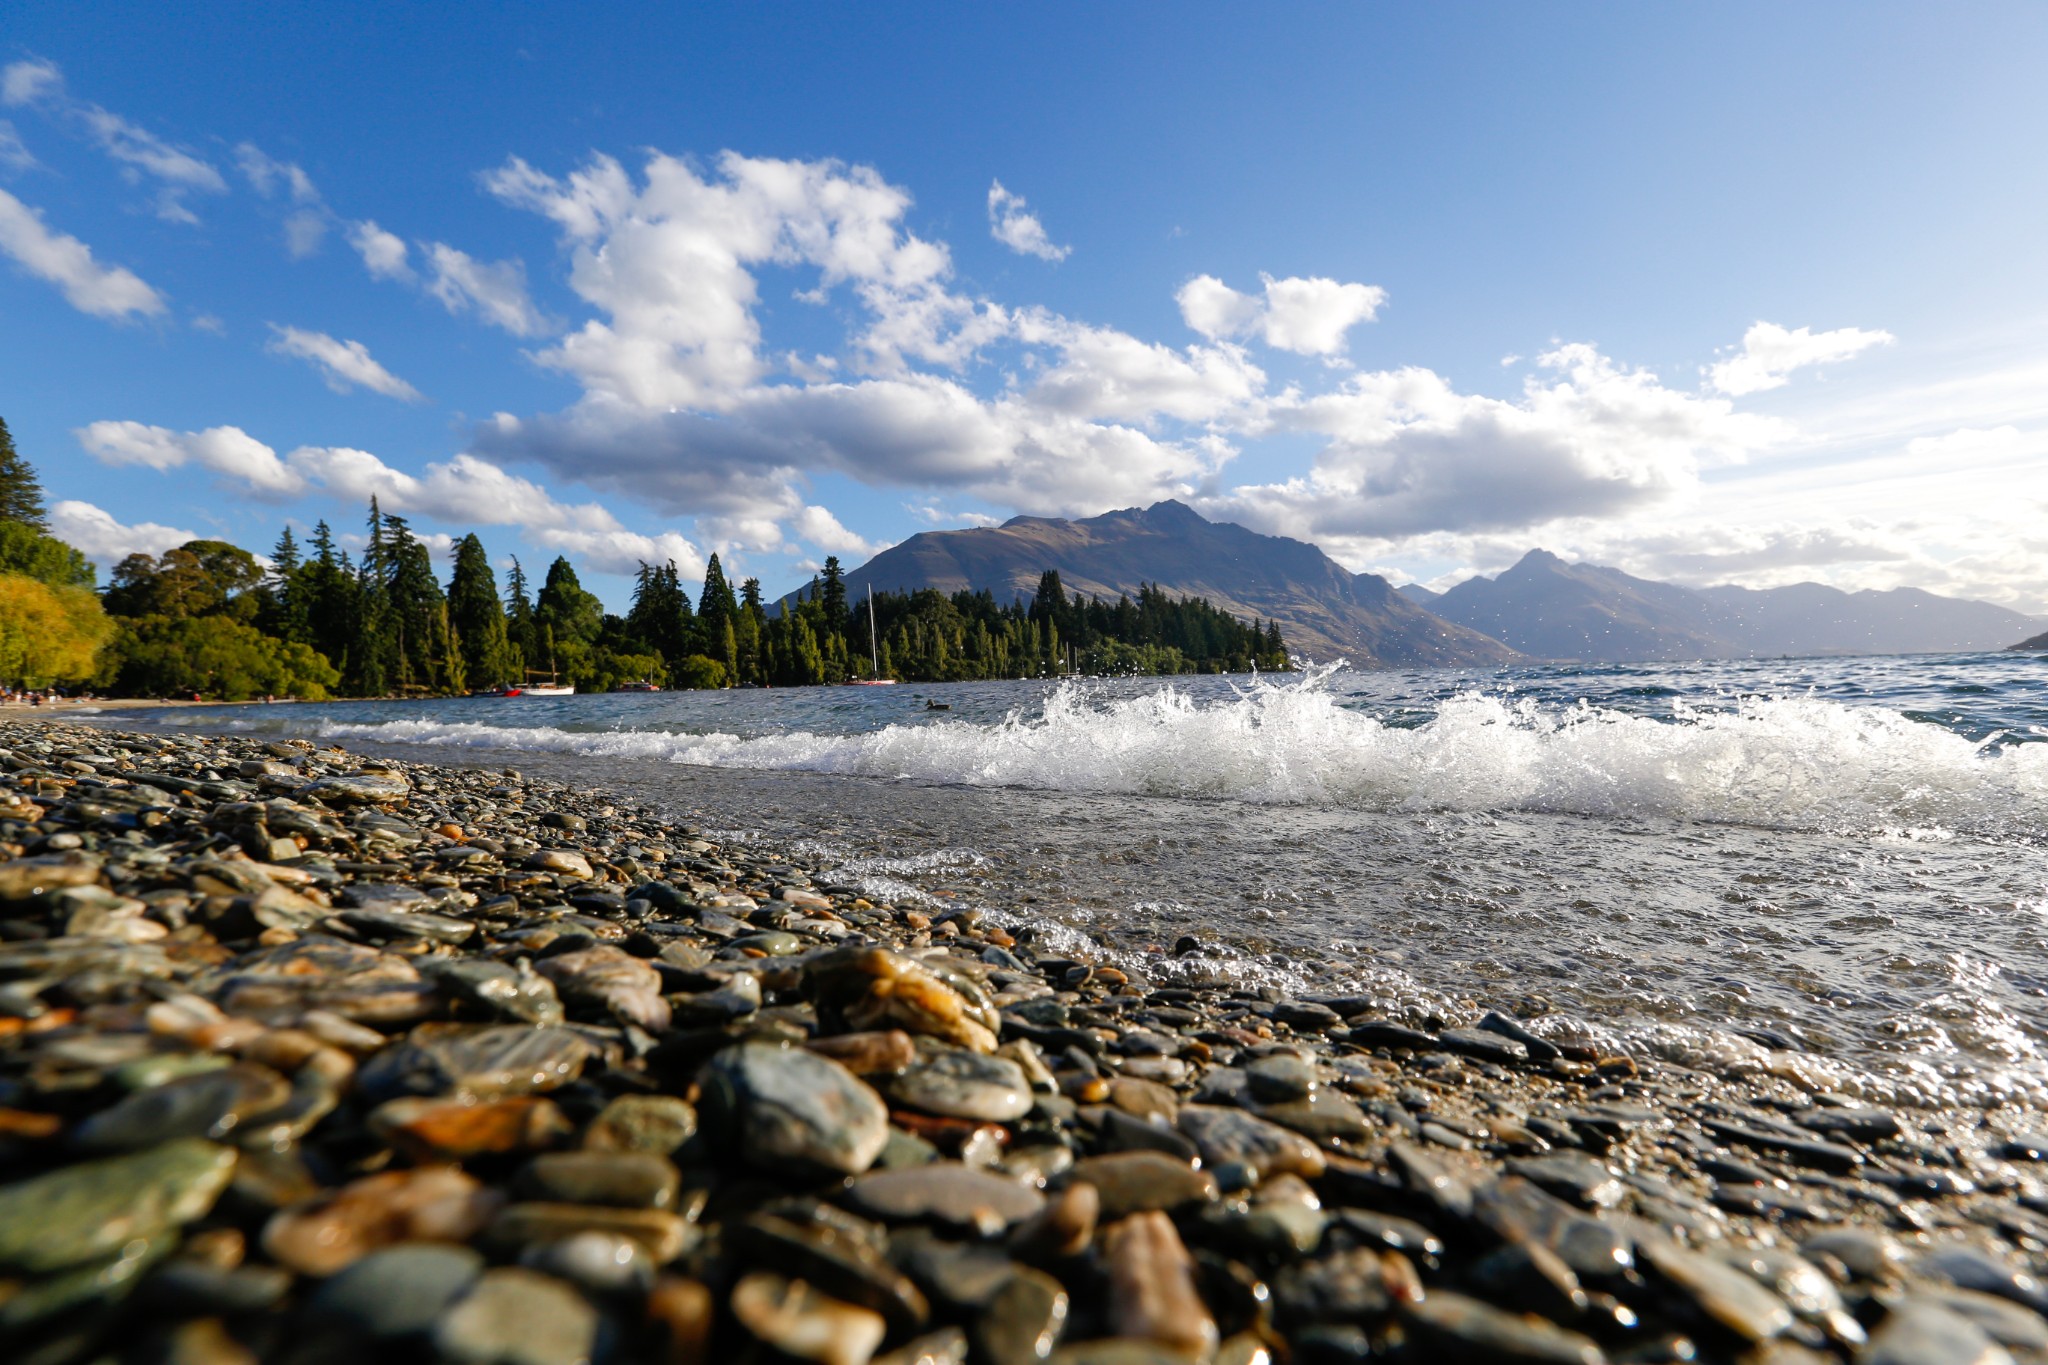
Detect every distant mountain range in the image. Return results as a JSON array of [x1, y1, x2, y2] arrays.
[[826, 504, 2042, 667], [830, 501, 1517, 666], [1405, 549, 2043, 661]]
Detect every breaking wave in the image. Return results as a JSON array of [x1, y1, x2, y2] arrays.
[[316, 667, 2048, 839]]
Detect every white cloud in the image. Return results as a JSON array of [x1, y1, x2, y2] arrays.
[[76, 422, 703, 578], [266, 325, 425, 402], [1176, 272, 1385, 356], [0, 121, 34, 171], [0, 60, 62, 109], [1706, 321, 1894, 396], [1203, 343, 1781, 541], [190, 313, 226, 335], [792, 505, 883, 558], [421, 242, 548, 335], [3, 57, 225, 224], [236, 144, 329, 258], [987, 180, 1070, 262], [0, 188, 166, 319], [47, 500, 195, 565], [348, 220, 413, 281], [78, 420, 307, 498]]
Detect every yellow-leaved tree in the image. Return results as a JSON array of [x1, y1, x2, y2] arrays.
[[0, 574, 113, 687]]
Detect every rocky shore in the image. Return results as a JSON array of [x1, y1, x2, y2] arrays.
[[2, 722, 2046, 1364]]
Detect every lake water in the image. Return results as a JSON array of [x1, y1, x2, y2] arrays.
[[98, 651, 2048, 1111]]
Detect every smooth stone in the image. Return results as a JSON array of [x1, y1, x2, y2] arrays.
[[887, 1046, 1033, 1122], [1506, 1153, 1626, 1210], [876, 1328, 972, 1365], [1919, 1246, 2048, 1312], [974, 1267, 1069, 1365], [337, 907, 476, 945], [369, 1095, 575, 1160], [488, 1202, 693, 1262], [1921, 1287, 2048, 1352], [647, 1276, 716, 1363], [0, 1138, 237, 1274], [1437, 1028, 1528, 1065], [73, 1062, 291, 1151], [536, 945, 671, 1031], [1703, 1119, 1863, 1174], [1104, 1211, 1219, 1358], [1245, 1052, 1318, 1102], [1478, 1010, 1562, 1062], [525, 849, 595, 879], [1274, 1247, 1402, 1326], [1802, 1228, 1906, 1281], [434, 1266, 601, 1365], [1069, 1152, 1221, 1220], [1473, 1178, 1632, 1281], [1094, 1107, 1202, 1163], [308, 1243, 485, 1339], [358, 1023, 592, 1103], [0, 852, 104, 902], [139, 1259, 293, 1316], [516, 1151, 680, 1210], [1862, 1299, 2014, 1365], [426, 958, 565, 1025], [845, 1162, 1046, 1233], [707, 1041, 890, 1176], [730, 1212, 930, 1333], [0, 1232, 178, 1331], [806, 946, 1000, 1053], [1402, 1290, 1604, 1363], [1329, 1208, 1445, 1262], [578, 1093, 696, 1157], [1797, 1106, 1901, 1144], [888, 1230, 1018, 1312], [521, 1229, 654, 1295], [1252, 1090, 1374, 1146], [732, 1270, 889, 1365], [1640, 1236, 1795, 1342], [262, 1168, 503, 1276], [1178, 1105, 1328, 1183], [301, 771, 411, 805], [807, 1029, 920, 1076], [1009, 1182, 1100, 1261]]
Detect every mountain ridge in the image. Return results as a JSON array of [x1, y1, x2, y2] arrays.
[[1416, 549, 2042, 661], [827, 501, 1520, 666]]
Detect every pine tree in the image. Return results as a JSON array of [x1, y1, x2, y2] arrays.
[[504, 557, 537, 671], [448, 534, 514, 689], [0, 417, 48, 529], [820, 557, 847, 628], [698, 553, 739, 635]]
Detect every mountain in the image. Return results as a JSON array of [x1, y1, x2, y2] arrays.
[[1419, 549, 2043, 661], [2010, 630, 2048, 651], [1427, 550, 1737, 662], [830, 501, 1518, 666]]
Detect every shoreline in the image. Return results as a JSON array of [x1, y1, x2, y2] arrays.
[[1, 721, 2044, 1362]]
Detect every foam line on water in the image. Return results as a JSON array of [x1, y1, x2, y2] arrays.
[[316, 669, 2048, 837]]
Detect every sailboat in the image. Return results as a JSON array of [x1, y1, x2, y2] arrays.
[[505, 627, 576, 696], [847, 583, 898, 685]]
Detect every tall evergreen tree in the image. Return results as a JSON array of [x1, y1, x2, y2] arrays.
[[820, 556, 847, 629], [0, 417, 48, 529], [535, 556, 604, 649], [698, 553, 739, 634], [447, 534, 514, 688], [626, 559, 694, 666], [504, 557, 537, 671]]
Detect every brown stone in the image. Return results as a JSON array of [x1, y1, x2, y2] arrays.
[[648, 1275, 716, 1365], [261, 1167, 503, 1276], [369, 1095, 574, 1161], [806, 1030, 919, 1075], [1103, 1211, 1219, 1359]]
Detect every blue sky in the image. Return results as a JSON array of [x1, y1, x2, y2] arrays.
[[4, 3, 2046, 611]]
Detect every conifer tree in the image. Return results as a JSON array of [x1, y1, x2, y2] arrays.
[[447, 534, 513, 688], [504, 557, 537, 671], [0, 417, 48, 529]]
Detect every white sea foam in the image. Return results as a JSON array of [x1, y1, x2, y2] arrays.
[[316, 669, 2048, 838]]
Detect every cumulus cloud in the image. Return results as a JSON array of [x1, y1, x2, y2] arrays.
[[1202, 343, 1781, 542], [265, 325, 425, 402], [791, 504, 884, 557], [78, 420, 307, 498], [76, 421, 702, 577], [1706, 321, 1895, 396], [1177, 272, 1386, 356], [4, 59, 224, 223], [420, 243, 548, 335], [47, 500, 195, 565], [347, 220, 413, 281], [0, 188, 166, 319], [987, 180, 1069, 262]]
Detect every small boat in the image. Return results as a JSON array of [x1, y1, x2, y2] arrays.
[[516, 683, 575, 697], [613, 680, 661, 693]]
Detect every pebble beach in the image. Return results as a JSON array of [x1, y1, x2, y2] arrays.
[[4, 720, 2048, 1365]]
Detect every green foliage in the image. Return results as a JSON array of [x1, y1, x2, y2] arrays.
[[536, 556, 603, 652], [103, 541, 266, 620], [0, 520, 95, 589], [0, 417, 47, 530], [674, 654, 728, 689], [104, 615, 339, 701], [448, 534, 515, 689]]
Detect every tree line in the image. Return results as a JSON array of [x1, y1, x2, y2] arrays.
[[0, 421, 1287, 699]]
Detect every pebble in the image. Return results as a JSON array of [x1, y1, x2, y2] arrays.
[[0, 1138, 238, 1273], [707, 1041, 891, 1176], [732, 1270, 889, 1365], [1103, 1211, 1219, 1358], [306, 1243, 485, 1340], [433, 1266, 602, 1365], [846, 1162, 1046, 1233]]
